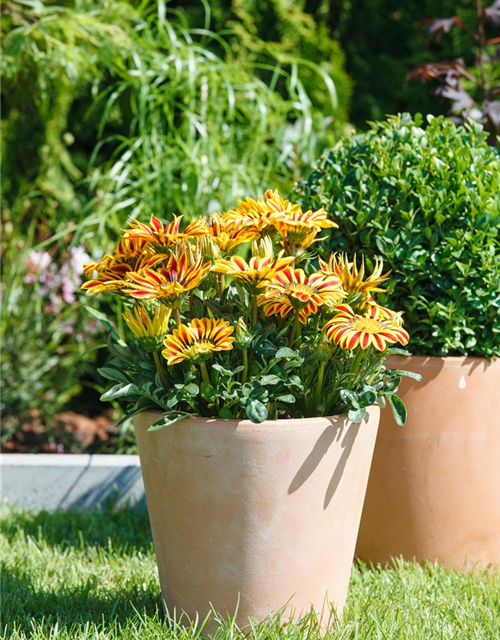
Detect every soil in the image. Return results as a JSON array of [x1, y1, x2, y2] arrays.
[[1, 409, 136, 454]]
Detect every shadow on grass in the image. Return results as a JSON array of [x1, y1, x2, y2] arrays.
[[2, 567, 162, 635], [2, 499, 152, 551], [2, 503, 161, 636]]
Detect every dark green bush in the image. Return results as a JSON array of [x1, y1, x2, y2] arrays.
[[295, 113, 500, 359]]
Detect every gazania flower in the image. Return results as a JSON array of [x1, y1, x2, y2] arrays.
[[264, 189, 337, 248], [323, 304, 409, 351], [81, 247, 167, 296], [366, 296, 403, 324], [224, 195, 277, 235], [124, 252, 211, 306], [187, 213, 259, 255], [123, 214, 185, 251], [123, 305, 171, 352], [319, 254, 389, 296], [212, 254, 294, 290], [83, 238, 151, 279], [162, 318, 235, 364], [258, 267, 344, 323]]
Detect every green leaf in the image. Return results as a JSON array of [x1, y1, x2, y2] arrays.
[[388, 395, 407, 426], [275, 347, 298, 359], [348, 407, 367, 423], [183, 383, 200, 396], [340, 389, 360, 409], [389, 369, 423, 382], [246, 399, 268, 423], [100, 383, 139, 401], [276, 394, 295, 404], [147, 412, 192, 431], [200, 382, 215, 400], [219, 407, 234, 419], [383, 376, 402, 394], [359, 390, 377, 407], [260, 375, 281, 386], [385, 347, 412, 357], [97, 367, 130, 384]]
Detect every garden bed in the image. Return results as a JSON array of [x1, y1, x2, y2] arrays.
[[2, 410, 133, 455]]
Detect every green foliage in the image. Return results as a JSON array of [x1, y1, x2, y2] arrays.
[[175, 0, 353, 131], [1, 0, 348, 429], [295, 113, 500, 359], [325, 0, 481, 126], [2, 0, 347, 234], [103, 331, 411, 427], [0, 242, 102, 435]]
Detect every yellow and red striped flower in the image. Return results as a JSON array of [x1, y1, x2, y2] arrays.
[[123, 214, 185, 250], [186, 213, 259, 255], [124, 252, 211, 306], [224, 194, 277, 235], [365, 296, 403, 324], [211, 254, 294, 289], [323, 304, 409, 351], [162, 318, 235, 364], [319, 253, 389, 296], [264, 189, 337, 248], [83, 238, 150, 279], [258, 267, 344, 323], [81, 245, 167, 296], [123, 305, 171, 352]]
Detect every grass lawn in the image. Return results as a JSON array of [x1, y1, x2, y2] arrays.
[[2, 504, 499, 639]]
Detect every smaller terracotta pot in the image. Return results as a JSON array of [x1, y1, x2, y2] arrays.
[[356, 356, 500, 570], [134, 408, 380, 630]]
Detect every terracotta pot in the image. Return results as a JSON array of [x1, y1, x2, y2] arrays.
[[134, 407, 380, 629], [356, 356, 500, 570]]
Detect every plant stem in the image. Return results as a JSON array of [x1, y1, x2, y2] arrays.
[[189, 292, 194, 319], [199, 360, 211, 386], [174, 307, 182, 328], [241, 349, 249, 384], [153, 351, 169, 389], [288, 310, 300, 347], [312, 360, 326, 413], [251, 296, 258, 326], [116, 297, 124, 340]]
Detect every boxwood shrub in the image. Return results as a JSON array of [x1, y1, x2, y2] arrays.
[[295, 114, 500, 359]]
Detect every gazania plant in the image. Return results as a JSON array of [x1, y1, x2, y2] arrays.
[[82, 190, 418, 429]]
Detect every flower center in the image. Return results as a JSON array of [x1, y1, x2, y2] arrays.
[[286, 282, 314, 307], [287, 282, 312, 296], [184, 340, 214, 360], [353, 317, 382, 334]]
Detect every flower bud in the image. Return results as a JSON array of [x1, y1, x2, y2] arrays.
[[199, 235, 221, 260], [234, 317, 253, 349], [251, 236, 273, 259]]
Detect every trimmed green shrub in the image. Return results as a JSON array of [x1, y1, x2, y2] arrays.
[[295, 113, 500, 359]]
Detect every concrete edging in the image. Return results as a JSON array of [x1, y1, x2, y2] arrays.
[[2, 454, 145, 511]]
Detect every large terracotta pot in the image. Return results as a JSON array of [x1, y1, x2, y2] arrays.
[[134, 407, 380, 629], [356, 356, 500, 570]]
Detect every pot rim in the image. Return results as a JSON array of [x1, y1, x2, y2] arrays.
[[138, 405, 380, 430], [386, 354, 499, 367]]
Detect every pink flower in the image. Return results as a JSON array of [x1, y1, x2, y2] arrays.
[[24, 250, 52, 284]]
